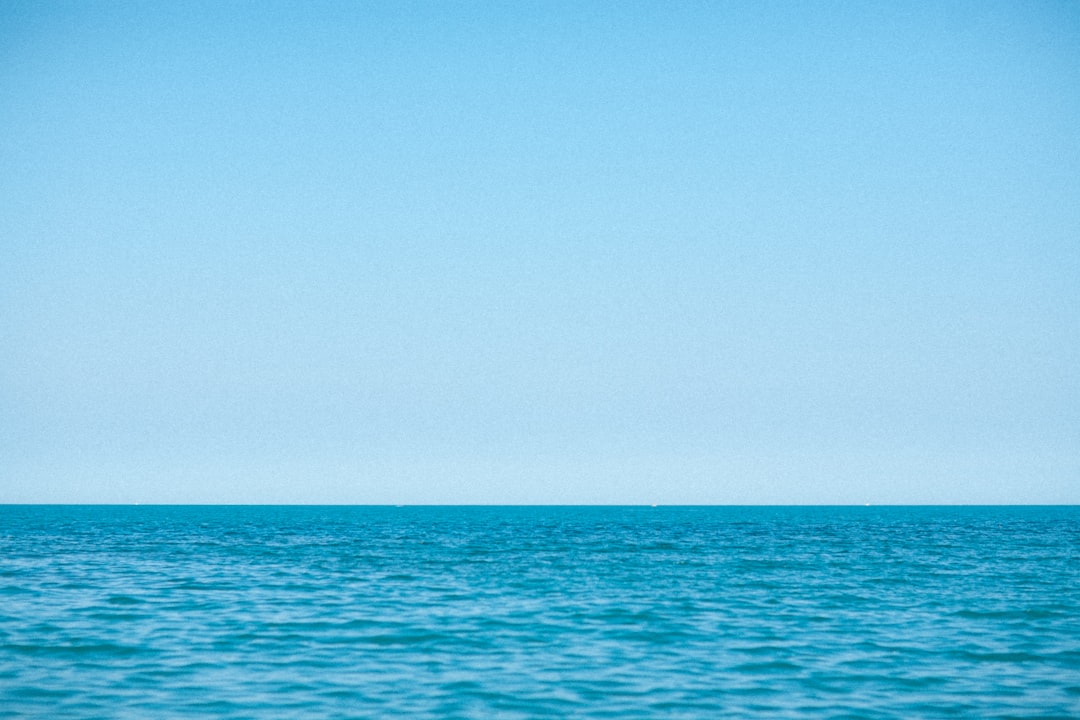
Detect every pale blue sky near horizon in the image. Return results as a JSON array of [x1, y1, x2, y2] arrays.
[[2, 1, 1078, 504]]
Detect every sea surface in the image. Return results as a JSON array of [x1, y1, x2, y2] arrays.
[[1, 505, 1077, 719]]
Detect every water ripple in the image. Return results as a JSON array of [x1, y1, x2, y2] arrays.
[[1, 505, 1078, 718]]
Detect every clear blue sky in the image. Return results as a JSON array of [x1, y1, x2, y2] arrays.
[[2, 1, 1078, 504]]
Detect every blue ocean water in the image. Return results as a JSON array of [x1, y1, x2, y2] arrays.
[[0, 506, 1077, 719]]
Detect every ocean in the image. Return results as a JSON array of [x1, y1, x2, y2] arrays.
[[1, 505, 1077, 718]]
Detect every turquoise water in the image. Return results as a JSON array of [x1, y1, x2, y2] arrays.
[[1, 506, 1078, 718]]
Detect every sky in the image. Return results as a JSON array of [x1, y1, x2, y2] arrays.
[[2, 1, 1078, 504]]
